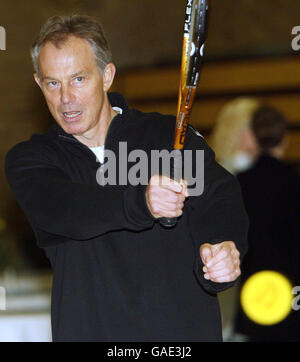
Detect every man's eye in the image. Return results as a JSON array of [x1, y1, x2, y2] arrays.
[[48, 81, 58, 87], [75, 76, 84, 82]]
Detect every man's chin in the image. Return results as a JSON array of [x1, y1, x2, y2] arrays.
[[59, 121, 85, 136]]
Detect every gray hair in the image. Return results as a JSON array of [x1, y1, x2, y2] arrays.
[[31, 14, 112, 76]]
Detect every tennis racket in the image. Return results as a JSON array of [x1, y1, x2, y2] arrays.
[[159, 0, 209, 227]]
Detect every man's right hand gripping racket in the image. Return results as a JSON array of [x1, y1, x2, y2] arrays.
[[159, 0, 209, 228]]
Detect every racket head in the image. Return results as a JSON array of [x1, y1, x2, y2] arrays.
[[181, 0, 209, 89], [174, 0, 209, 150]]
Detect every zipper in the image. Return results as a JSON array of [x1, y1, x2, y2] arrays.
[[58, 134, 77, 143]]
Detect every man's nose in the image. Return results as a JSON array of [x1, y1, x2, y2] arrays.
[[60, 84, 75, 104]]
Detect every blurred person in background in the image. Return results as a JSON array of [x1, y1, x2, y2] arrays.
[[209, 98, 261, 175], [234, 106, 300, 341]]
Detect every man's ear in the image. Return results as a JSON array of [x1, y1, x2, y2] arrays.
[[33, 73, 42, 89], [102, 63, 116, 92]]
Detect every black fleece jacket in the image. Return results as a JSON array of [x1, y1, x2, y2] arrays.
[[5, 93, 248, 341]]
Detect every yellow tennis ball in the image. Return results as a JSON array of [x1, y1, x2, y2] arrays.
[[241, 270, 293, 325]]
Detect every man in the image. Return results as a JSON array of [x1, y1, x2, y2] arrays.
[[235, 106, 300, 341], [5, 15, 248, 341]]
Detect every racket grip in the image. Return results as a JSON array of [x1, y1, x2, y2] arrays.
[[158, 149, 182, 228], [159, 216, 178, 228]]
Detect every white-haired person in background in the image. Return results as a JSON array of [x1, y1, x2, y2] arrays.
[[209, 98, 261, 175]]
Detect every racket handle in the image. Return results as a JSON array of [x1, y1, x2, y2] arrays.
[[158, 150, 182, 228], [159, 216, 178, 228]]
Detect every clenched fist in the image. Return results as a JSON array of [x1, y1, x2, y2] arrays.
[[200, 241, 241, 283], [145, 175, 189, 219]]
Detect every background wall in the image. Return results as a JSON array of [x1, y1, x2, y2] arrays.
[[0, 0, 299, 269]]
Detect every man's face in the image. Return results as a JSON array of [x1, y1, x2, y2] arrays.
[[35, 36, 114, 136]]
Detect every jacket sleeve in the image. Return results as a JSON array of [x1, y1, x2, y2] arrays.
[[5, 141, 155, 246], [184, 127, 249, 294]]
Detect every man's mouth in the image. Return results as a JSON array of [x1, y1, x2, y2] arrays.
[[62, 111, 83, 123], [63, 111, 83, 119]]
